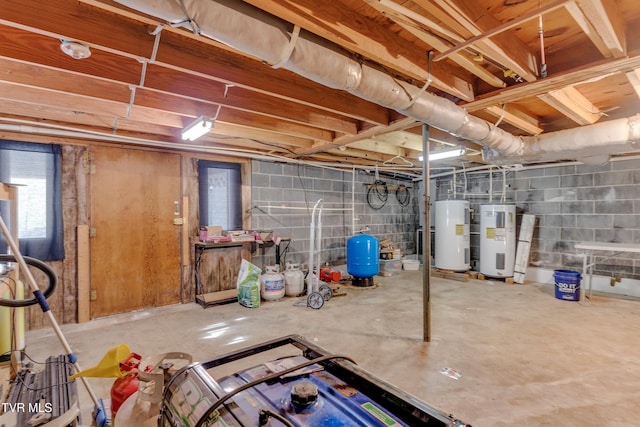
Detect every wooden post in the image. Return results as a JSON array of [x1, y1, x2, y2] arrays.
[[182, 196, 190, 266], [77, 225, 90, 322]]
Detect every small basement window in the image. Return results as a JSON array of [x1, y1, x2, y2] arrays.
[[0, 141, 64, 261], [198, 160, 243, 230]]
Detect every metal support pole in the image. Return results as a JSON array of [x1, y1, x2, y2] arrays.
[[422, 123, 431, 342]]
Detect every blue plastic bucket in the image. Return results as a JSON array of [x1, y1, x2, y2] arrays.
[[554, 270, 581, 301]]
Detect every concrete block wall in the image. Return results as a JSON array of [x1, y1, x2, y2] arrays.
[[432, 158, 640, 280], [251, 160, 419, 269], [513, 159, 640, 280]]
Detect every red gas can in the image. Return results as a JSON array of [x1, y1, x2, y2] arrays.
[[110, 353, 142, 419], [320, 267, 341, 283]]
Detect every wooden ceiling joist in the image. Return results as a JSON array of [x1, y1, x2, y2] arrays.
[[242, 0, 475, 102], [625, 69, 640, 99], [433, 0, 573, 62], [425, 0, 539, 82], [465, 53, 640, 112], [0, 0, 392, 129], [538, 86, 602, 125], [371, 2, 506, 89], [485, 105, 544, 135], [566, 0, 626, 58]]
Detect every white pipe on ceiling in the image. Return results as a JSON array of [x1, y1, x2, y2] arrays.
[[114, 0, 640, 164]]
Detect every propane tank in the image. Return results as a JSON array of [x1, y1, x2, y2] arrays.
[[284, 263, 304, 296], [110, 353, 142, 421], [260, 265, 285, 301]]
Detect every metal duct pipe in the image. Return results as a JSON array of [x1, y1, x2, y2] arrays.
[[485, 114, 640, 164], [115, 0, 640, 163]]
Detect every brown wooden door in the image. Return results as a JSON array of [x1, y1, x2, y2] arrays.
[[89, 146, 181, 318]]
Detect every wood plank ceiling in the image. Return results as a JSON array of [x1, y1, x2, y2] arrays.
[[1, 0, 639, 175]]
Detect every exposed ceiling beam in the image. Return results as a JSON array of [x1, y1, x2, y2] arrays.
[[538, 87, 602, 125], [296, 117, 419, 156], [242, 0, 475, 102], [368, 1, 506, 89], [567, 0, 626, 58], [464, 52, 640, 112], [433, 0, 573, 62], [348, 139, 414, 157], [422, 0, 539, 82], [0, 0, 391, 128], [485, 105, 544, 135], [626, 69, 640, 99]]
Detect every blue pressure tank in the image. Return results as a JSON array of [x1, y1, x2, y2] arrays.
[[347, 234, 379, 281]]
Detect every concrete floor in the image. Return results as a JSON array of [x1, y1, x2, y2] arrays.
[[24, 271, 640, 426]]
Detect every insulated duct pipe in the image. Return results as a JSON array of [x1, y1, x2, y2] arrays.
[[115, 0, 640, 163]]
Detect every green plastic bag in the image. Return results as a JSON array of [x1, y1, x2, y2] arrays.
[[237, 259, 261, 308]]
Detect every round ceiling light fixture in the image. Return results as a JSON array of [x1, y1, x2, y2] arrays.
[[60, 40, 92, 60]]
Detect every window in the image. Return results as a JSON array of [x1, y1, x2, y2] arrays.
[[198, 160, 242, 230], [0, 141, 64, 261]]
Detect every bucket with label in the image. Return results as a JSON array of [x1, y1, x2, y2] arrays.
[[553, 269, 581, 301]]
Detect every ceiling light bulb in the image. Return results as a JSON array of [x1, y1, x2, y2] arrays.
[[60, 40, 92, 60]]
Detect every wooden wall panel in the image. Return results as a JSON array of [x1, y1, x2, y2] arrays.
[[25, 145, 87, 330], [89, 146, 181, 318], [181, 156, 199, 303], [197, 245, 250, 294], [181, 156, 253, 303]]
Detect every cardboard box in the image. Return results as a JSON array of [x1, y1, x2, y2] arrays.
[[199, 226, 223, 242]]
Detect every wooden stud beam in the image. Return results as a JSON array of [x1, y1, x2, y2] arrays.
[[77, 225, 91, 323], [464, 53, 640, 112], [0, 0, 390, 127], [243, 0, 475, 102], [372, 3, 506, 89], [626, 69, 640, 99], [433, 0, 573, 62], [421, 0, 539, 82], [485, 105, 544, 135], [565, 0, 626, 58], [538, 87, 602, 125]]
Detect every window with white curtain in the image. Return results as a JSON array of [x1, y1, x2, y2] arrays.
[[0, 141, 64, 261]]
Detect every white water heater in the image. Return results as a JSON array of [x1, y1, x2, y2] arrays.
[[435, 200, 470, 271], [480, 204, 516, 277]]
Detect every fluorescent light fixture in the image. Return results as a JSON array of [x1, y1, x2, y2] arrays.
[[419, 146, 465, 162], [181, 115, 213, 141]]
